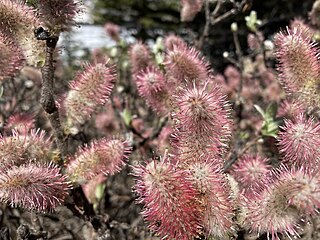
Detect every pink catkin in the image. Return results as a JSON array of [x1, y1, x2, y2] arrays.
[[171, 82, 232, 165], [164, 34, 187, 51], [133, 158, 201, 240], [242, 165, 320, 239], [164, 44, 211, 87], [180, 0, 204, 22], [0, 34, 24, 81], [274, 26, 320, 106], [64, 61, 116, 126], [0, 0, 40, 34], [67, 138, 131, 184], [136, 66, 170, 115], [231, 154, 271, 188], [278, 114, 320, 167], [188, 161, 235, 239], [36, 0, 82, 32], [129, 42, 152, 76], [0, 0, 45, 66], [0, 129, 52, 168], [0, 162, 71, 212]]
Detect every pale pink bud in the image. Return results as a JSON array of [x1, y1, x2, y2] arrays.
[[164, 44, 211, 86], [150, 125, 173, 153], [278, 114, 320, 167], [133, 158, 201, 239], [0, 34, 24, 81], [247, 33, 263, 51], [129, 42, 151, 76], [91, 48, 110, 64], [104, 22, 120, 42], [274, 26, 320, 107], [136, 66, 170, 115], [180, 0, 204, 22], [231, 154, 271, 188], [0, 162, 71, 212], [67, 138, 131, 184], [164, 34, 187, 51], [64, 61, 116, 126]]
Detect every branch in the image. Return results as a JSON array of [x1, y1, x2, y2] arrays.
[[37, 28, 68, 157]]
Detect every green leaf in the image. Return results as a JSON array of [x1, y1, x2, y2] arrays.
[[261, 120, 279, 138], [255, 103, 279, 138], [121, 108, 132, 127], [265, 102, 278, 120]]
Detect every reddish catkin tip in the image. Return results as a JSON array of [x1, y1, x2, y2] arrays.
[[242, 165, 320, 239], [0, 34, 25, 81], [66, 138, 131, 184], [188, 161, 236, 239], [164, 43, 211, 86], [133, 158, 201, 240], [231, 154, 271, 188], [136, 66, 170, 115], [129, 42, 152, 76], [0, 163, 71, 212], [278, 114, 320, 166], [274, 26, 320, 106], [180, 0, 204, 22], [64, 61, 116, 126]]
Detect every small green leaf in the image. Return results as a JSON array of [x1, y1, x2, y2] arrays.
[[245, 11, 262, 32], [121, 108, 132, 127], [255, 104, 279, 138], [155, 52, 165, 65], [254, 104, 265, 118], [0, 85, 4, 98], [95, 183, 106, 201]]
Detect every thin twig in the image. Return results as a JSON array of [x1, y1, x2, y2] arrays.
[[197, 0, 212, 49]]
